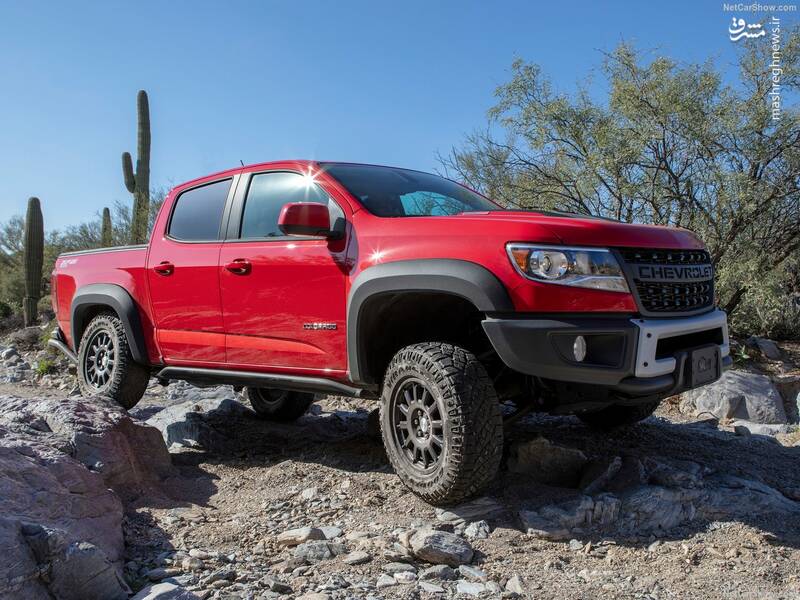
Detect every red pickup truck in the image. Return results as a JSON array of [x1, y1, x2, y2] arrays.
[[50, 160, 730, 504]]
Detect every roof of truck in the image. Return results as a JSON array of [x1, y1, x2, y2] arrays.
[[172, 160, 442, 193]]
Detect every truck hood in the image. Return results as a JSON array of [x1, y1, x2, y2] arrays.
[[456, 210, 704, 249]]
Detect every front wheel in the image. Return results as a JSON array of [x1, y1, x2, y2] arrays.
[[577, 399, 661, 430], [246, 388, 315, 422], [77, 313, 149, 409], [380, 342, 503, 506]]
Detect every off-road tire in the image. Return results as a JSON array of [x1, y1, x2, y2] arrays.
[[577, 400, 661, 430], [380, 342, 503, 506], [77, 313, 149, 410], [246, 388, 315, 422]]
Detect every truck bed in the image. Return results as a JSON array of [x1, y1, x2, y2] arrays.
[[52, 245, 159, 361]]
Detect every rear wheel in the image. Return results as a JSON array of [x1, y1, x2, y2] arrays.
[[246, 387, 315, 422], [380, 342, 503, 506], [77, 313, 149, 409], [577, 399, 661, 430]]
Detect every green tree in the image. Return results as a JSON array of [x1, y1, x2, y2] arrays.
[[0, 187, 165, 314], [442, 33, 800, 337]]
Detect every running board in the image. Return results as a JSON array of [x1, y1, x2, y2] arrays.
[[155, 366, 374, 399], [47, 335, 77, 363]]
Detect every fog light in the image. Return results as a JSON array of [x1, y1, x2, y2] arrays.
[[573, 335, 587, 362]]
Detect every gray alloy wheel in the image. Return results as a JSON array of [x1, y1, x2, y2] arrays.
[[246, 387, 315, 421], [380, 342, 503, 506], [388, 376, 446, 474], [77, 312, 149, 409]]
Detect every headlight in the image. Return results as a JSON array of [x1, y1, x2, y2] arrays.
[[506, 244, 629, 293]]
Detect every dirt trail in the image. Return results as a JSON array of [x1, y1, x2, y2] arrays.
[[3, 372, 800, 598]]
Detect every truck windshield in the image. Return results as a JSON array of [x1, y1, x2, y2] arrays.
[[322, 163, 501, 217]]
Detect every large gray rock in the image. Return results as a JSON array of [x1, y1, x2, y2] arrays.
[[774, 374, 800, 423], [747, 336, 782, 360], [409, 529, 474, 566], [5, 326, 42, 350], [0, 395, 173, 495], [506, 437, 588, 486], [519, 494, 620, 540], [145, 385, 252, 451], [23, 524, 130, 599], [132, 582, 202, 599], [618, 485, 697, 532], [293, 540, 346, 561], [681, 370, 787, 424], [277, 526, 325, 547], [435, 497, 504, 525], [520, 454, 800, 540], [0, 394, 174, 598]]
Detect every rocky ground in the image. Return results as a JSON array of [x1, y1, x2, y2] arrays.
[[2, 325, 800, 599]]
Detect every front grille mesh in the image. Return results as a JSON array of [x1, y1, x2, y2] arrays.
[[619, 248, 711, 265], [634, 281, 714, 313], [618, 247, 714, 314]]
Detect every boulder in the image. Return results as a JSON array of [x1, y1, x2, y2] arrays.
[[0, 395, 173, 496], [293, 540, 346, 561], [580, 456, 646, 494], [519, 494, 620, 540], [463, 520, 490, 540], [456, 581, 486, 596], [506, 437, 588, 486], [277, 527, 325, 547], [681, 370, 787, 424], [580, 457, 622, 494], [132, 583, 202, 599], [145, 385, 252, 451], [409, 529, 474, 566], [5, 326, 42, 350], [746, 336, 782, 360], [731, 420, 792, 436], [643, 457, 705, 488], [618, 485, 696, 532], [506, 574, 526, 594], [23, 525, 130, 600], [419, 564, 457, 580], [773, 374, 800, 423], [435, 497, 504, 525], [0, 394, 174, 598]]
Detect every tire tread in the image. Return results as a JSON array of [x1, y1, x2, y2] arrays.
[[380, 342, 503, 505]]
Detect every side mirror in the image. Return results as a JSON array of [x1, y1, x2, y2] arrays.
[[277, 202, 337, 238]]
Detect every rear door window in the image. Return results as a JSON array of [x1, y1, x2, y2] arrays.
[[169, 179, 232, 241]]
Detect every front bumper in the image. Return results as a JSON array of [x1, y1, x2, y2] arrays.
[[482, 308, 731, 398]]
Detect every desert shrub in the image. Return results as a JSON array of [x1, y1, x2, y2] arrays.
[[35, 358, 56, 376]]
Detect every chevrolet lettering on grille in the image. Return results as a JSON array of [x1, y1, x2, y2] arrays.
[[636, 264, 713, 282]]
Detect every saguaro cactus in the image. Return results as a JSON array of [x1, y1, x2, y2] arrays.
[[23, 197, 44, 327], [122, 90, 151, 245], [101, 207, 113, 247]]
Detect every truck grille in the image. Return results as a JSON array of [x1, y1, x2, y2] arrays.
[[617, 248, 715, 315], [618, 248, 711, 265], [635, 281, 714, 313]]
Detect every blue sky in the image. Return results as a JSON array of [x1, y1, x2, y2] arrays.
[[0, 0, 793, 230]]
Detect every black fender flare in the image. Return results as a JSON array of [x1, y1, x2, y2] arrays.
[[346, 259, 513, 384], [71, 283, 148, 365]]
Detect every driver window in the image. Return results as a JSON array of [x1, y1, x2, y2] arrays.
[[240, 172, 335, 239]]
